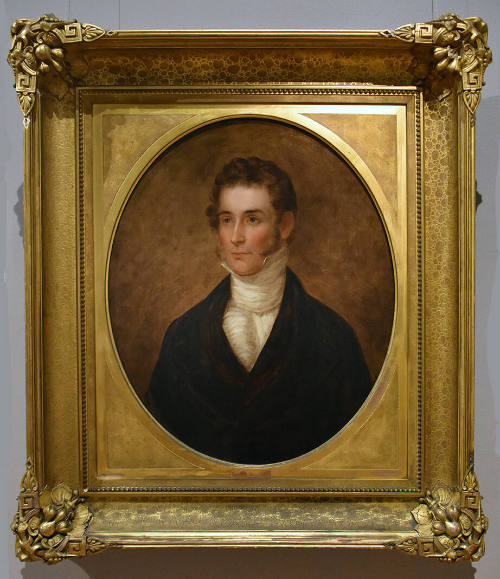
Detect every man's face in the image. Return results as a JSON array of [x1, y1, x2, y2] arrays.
[[216, 184, 294, 276]]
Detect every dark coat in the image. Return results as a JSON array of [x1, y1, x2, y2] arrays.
[[146, 269, 372, 464]]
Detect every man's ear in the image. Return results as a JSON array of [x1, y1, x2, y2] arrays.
[[279, 211, 295, 241]]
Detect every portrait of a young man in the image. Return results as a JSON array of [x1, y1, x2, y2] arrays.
[[145, 157, 373, 464], [108, 118, 395, 468]]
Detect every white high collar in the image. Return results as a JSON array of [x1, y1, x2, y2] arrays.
[[221, 246, 288, 314]]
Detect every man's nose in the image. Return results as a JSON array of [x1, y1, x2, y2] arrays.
[[231, 220, 245, 244]]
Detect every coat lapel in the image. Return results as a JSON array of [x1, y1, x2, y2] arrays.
[[203, 269, 342, 409]]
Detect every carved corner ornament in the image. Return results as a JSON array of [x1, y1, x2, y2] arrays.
[[11, 459, 107, 564], [7, 14, 111, 127], [382, 13, 492, 116], [392, 468, 488, 563]]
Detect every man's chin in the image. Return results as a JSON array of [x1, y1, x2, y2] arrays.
[[231, 266, 262, 277], [227, 258, 263, 277]]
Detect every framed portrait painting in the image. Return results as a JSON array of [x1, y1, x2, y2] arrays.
[[8, 13, 491, 564]]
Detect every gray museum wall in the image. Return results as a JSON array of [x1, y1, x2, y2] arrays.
[[1, 1, 498, 577]]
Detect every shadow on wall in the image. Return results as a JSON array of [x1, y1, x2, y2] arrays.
[[20, 547, 476, 579], [14, 184, 23, 240]]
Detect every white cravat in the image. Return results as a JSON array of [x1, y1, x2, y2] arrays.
[[222, 246, 288, 372]]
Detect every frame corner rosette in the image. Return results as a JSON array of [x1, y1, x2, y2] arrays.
[[11, 459, 108, 565], [382, 13, 492, 117], [393, 465, 488, 563], [7, 13, 112, 127]]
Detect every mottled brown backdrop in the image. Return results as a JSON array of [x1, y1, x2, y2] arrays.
[[108, 118, 394, 400]]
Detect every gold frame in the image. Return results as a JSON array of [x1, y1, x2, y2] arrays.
[[8, 13, 491, 564]]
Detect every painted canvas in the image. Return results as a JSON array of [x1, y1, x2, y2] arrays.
[[108, 117, 394, 464]]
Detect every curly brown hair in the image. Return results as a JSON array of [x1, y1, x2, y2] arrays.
[[206, 157, 298, 229]]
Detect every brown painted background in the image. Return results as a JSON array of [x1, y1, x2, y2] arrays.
[[108, 118, 394, 400]]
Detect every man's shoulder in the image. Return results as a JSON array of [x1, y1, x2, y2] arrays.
[[286, 269, 358, 341], [166, 275, 230, 334]]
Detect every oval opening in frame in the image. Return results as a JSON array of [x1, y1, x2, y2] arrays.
[[107, 116, 395, 465]]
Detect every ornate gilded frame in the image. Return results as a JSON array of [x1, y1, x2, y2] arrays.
[[8, 13, 491, 565]]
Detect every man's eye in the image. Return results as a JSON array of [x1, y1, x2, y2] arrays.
[[220, 216, 232, 224], [248, 216, 259, 224]]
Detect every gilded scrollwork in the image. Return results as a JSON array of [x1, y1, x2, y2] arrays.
[[393, 468, 488, 563], [7, 14, 109, 125], [11, 459, 107, 564], [382, 13, 492, 115]]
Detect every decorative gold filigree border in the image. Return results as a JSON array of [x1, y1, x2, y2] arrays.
[[8, 13, 492, 126], [382, 13, 492, 117], [11, 459, 107, 564]]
